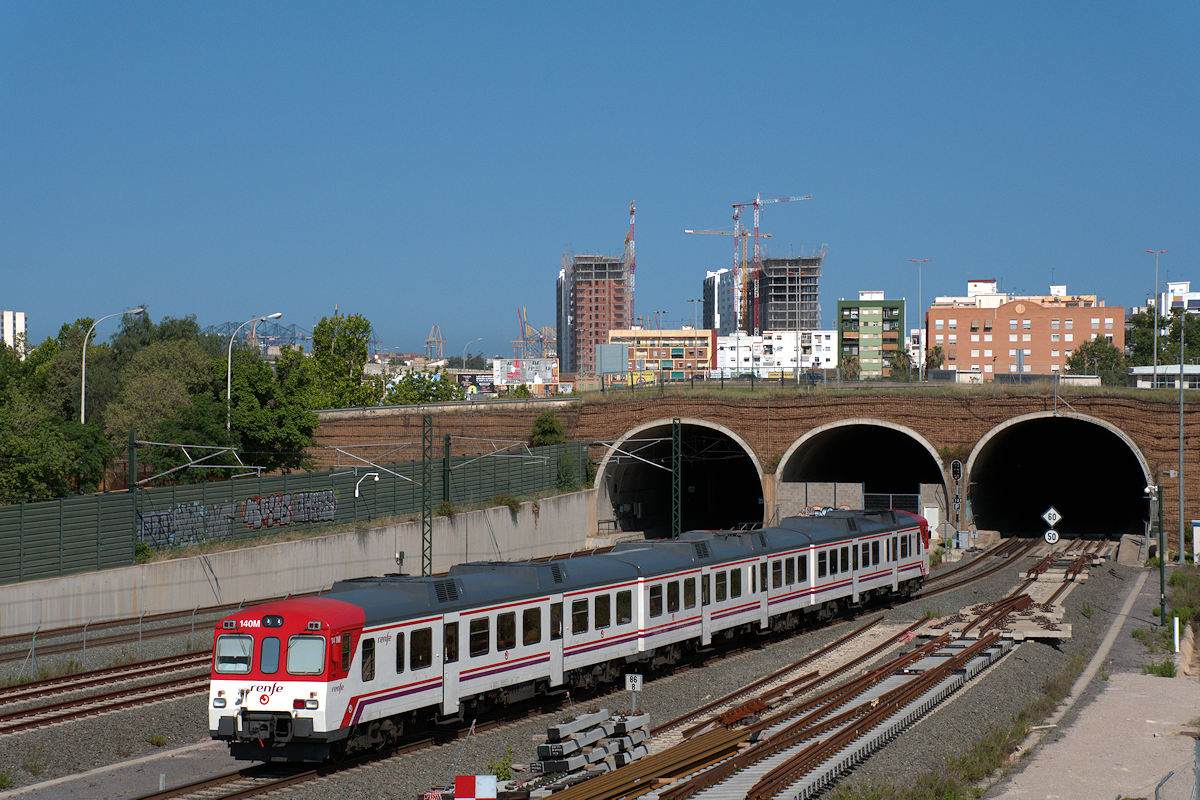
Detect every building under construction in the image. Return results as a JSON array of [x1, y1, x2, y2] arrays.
[[557, 254, 633, 375], [753, 252, 825, 332]]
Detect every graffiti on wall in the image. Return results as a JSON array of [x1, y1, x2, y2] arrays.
[[138, 489, 339, 547]]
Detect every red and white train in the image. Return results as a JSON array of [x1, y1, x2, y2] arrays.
[[208, 510, 929, 761]]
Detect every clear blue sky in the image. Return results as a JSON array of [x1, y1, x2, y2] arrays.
[[3, 2, 1197, 357]]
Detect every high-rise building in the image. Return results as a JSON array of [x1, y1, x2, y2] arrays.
[[1, 310, 27, 359], [702, 268, 739, 335], [557, 254, 632, 376], [753, 254, 823, 333], [837, 291, 905, 379]]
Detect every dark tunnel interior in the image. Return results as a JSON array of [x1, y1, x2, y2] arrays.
[[779, 424, 944, 493], [602, 424, 762, 538], [969, 418, 1148, 537]]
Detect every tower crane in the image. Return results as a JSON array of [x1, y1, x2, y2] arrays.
[[623, 200, 636, 325], [684, 225, 772, 333], [731, 193, 812, 332]]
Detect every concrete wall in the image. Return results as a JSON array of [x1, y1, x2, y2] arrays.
[[0, 490, 595, 638], [774, 482, 864, 519]]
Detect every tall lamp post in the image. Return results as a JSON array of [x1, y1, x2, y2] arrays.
[[907, 259, 931, 380], [227, 312, 283, 431], [687, 298, 702, 330], [81, 307, 145, 424], [1146, 250, 1168, 388], [462, 337, 483, 367], [1180, 318, 1186, 564]]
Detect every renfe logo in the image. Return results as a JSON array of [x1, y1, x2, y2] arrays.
[[246, 683, 285, 695]]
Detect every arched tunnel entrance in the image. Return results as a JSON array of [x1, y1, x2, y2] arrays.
[[778, 423, 947, 521], [598, 421, 763, 538], [969, 415, 1149, 537]]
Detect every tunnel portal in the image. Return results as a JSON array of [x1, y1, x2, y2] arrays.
[[599, 422, 762, 538], [969, 416, 1148, 537], [779, 423, 946, 506]]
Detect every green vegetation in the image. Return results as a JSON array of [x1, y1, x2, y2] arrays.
[[382, 367, 465, 405], [928, 546, 943, 569], [531, 409, 566, 446], [1080, 601, 1093, 619], [135, 540, 153, 564], [491, 494, 521, 513], [1142, 660, 1177, 677], [486, 745, 515, 781], [146, 733, 167, 747], [435, 501, 456, 518], [0, 770, 12, 789]]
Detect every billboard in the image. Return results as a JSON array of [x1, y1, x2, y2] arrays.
[[493, 359, 559, 386], [457, 372, 496, 396]]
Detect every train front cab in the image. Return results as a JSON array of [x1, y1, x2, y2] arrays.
[[209, 598, 363, 762]]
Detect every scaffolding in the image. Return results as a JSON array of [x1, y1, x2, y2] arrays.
[[755, 250, 826, 331]]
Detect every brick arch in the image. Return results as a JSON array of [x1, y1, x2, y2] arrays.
[[965, 410, 1152, 487], [593, 417, 768, 529]]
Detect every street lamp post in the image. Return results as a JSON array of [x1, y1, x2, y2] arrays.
[[907, 259, 931, 380], [1180, 318, 1186, 563], [227, 312, 283, 431], [462, 337, 483, 368], [687, 298, 701, 330], [1147, 250, 1168, 388], [81, 307, 145, 424]]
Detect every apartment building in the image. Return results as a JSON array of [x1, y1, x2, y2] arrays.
[[837, 291, 904, 379]]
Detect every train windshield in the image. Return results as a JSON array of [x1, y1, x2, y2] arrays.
[[214, 634, 254, 674], [287, 634, 327, 675]]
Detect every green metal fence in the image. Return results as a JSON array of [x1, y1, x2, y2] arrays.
[[0, 442, 588, 586]]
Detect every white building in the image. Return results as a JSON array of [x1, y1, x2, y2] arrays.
[[703, 268, 740, 335], [1156, 281, 1200, 315], [712, 329, 836, 377], [2, 310, 27, 358]]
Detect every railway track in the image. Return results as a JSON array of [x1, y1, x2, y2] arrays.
[[0, 661, 209, 736], [0, 651, 209, 704]]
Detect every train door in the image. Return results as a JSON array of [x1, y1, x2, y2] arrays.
[[890, 534, 899, 591], [440, 612, 461, 714], [851, 538, 860, 604], [757, 558, 769, 630], [548, 596, 564, 687], [700, 569, 712, 646]]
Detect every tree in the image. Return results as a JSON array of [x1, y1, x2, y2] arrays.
[[1064, 337, 1127, 384], [0, 386, 115, 501], [839, 354, 859, 381], [228, 348, 318, 471], [925, 346, 945, 371], [311, 313, 378, 408], [382, 369, 465, 405], [886, 348, 915, 381], [531, 410, 566, 446], [103, 339, 214, 443]]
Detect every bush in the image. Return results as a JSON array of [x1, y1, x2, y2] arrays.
[[531, 410, 566, 446], [435, 501, 455, 519], [1143, 660, 1177, 677], [146, 733, 166, 747], [491, 494, 521, 513], [487, 745, 514, 781], [135, 540, 153, 563], [556, 455, 579, 490]]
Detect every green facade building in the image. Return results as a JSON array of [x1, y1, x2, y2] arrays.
[[837, 291, 905, 379]]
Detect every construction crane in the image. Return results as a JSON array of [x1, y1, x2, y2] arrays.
[[732, 193, 812, 332], [511, 308, 556, 359], [684, 225, 772, 333], [623, 200, 636, 326], [424, 324, 445, 362]]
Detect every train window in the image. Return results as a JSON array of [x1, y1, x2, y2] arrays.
[[715, 572, 727, 602], [617, 591, 632, 624], [872, 541, 880, 565], [901, 536, 909, 559], [772, 561, 783, 588], [841, 547, 850, 573], [411, 628, 432, 669], [701, 574, 711, 606], [861, 543, 870, 568], [551, 603, 563, 640], [683, 577, 696, 609], [595, 594, 611, 629], [852, 546, 858, 571], [757, 563, 765, 593], [215, 634, 253, 674], [259, 636, 280, 674], [667, 582, 680, 613], [523, 608, 541, 645], [444, 622, 458, 663], [497, 612, 516, 651], [288, 635, 327, 676], [395, 631, 405, 672], [572, 599, 589, 633], [731, 568, 742, 598], [890, 537, 897, 561], [649, 585, 663, 617], [798, 555, 808, 582], [341, 636, 351, 672], [817, 551, 827, 579], [470, 618, 490, 657], [361, 638, 375, 682], [785, 558, 795, 586]]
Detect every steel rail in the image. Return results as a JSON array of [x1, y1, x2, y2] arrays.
[[0, 652, 209, 703]]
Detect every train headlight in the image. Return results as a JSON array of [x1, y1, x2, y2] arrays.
[[305, 699, 319, 709], [213, 698, 227, 708]]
